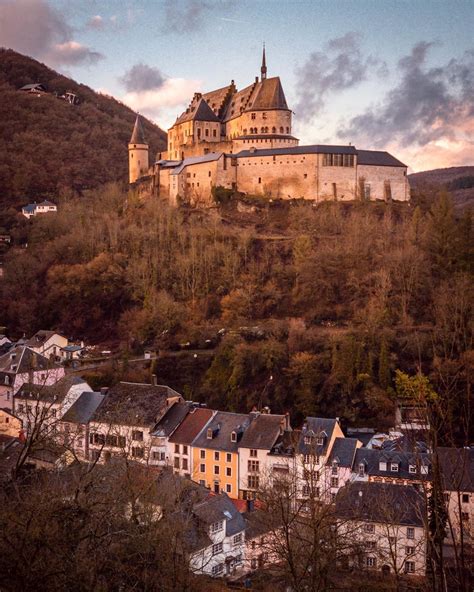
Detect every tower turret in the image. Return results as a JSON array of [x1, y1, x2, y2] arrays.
[[261, 44, 267, 81], [128, 114, 149, 184]]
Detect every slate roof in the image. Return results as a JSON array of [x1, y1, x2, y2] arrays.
[[61, 391, 105, 424], [222, 82, 257, 121], [357, 149, 407, 168], [152, 401, 191, 437], [239, 413, 285, 450], [234, 144, 357, 159], [25, 330, 62, 347], [247, 76, 289, 111], [20, 83, 46, 92], [297, 417, 339, 456], [0, 345, 59, 376], [437, 447, 474, 492], [192, 411, 251, 453], [130, 114, 146, 144], [15, 375, 88, 403], [237, 134, 299, 141], [202, 83, 234, 118], [39, 200, 56, 207], [175, 97, 220, 124], [168, 407, 214, 445], [91, 382, 182, 427], [354, 447, 431, 480], [193, 492, 246, 537], [327, 437, 360, 468], [22, 204, 36, 213], [170, 152, 223, 176]]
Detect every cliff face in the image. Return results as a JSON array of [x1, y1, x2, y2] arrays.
[[0, 49, 166, 207]]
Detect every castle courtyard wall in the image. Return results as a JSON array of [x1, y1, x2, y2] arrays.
[[357, 164, 409, 202], [318, 155, 357, 201]]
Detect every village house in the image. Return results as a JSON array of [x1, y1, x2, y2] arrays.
[[88, 381, 183, 464], [22, 200, 57, 219], [25, 330, 68, 361], [335, 482, 427, 577], [59, 390, 105, 460], [323, 437, 362, 501], [0, 408, 22, 438], [192, 411, 252, 497], [352, 447, 432, 486], [0, 345, 65, 410]]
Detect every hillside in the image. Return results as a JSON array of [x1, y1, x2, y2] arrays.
[[409, 166, 474, 210], [0, 49, 167, 208]]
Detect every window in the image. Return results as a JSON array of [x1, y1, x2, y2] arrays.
[[251, 113, 256, 120], [331, 477, 339, 488], [262, 112, 267, 119], [462, 494, 469, 504], [332, 183, 337, 199], [258, 177, 261, 184], [272, 127, 276, 133], [175, 444, 180, 453], [248, 475, 259, 489], [420, 465, 428, 475], [200, 449, 206, 459], [182, 445, 188, 455], [174, 457, 180, 469], [226, 484, 232, 493], [248, 460, 260, 473], [407, 527, 415, 539], [18, 404, 24, 413], [214, 451, 220, 461], [205, 129, 209, 137], [211, 563, 223, 576], [390, 463, 399, 472], [207, 428, 213, 439], [384, 180, 392, 201], [152, 451, 165, 461], [364, 183, 371, 200], [226, 453, 232, 463], [214, 465, 220, 475], [182, 458, 188, 470], [233, 533, 242, 545], [231, 431, 237, 442], [132, 430, 143, 442], [132, 447, 144, 458], [406, 546, 414, 556], [199, 479, 206, 486], [304, 436, 312, 445], [358, 463, 365, 476], [405, 561, 415, 574], [208, 171, 211, 177], [409, 465, 416, 474], [302, 485, 310, 496], [461, 512, 469, 521], [250, 449, 258, 458], [210, 520, 223, 534], [364, 524, 375, 534], [226, 467, 232, 477], [200, 463, 205, 473], [366, 541, 376, 550], [365, 556, 377, 568], [379, 461, 387, 472]]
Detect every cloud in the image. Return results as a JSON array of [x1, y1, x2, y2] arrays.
[[122, 77, 201, 120], [294, 32, 386, 121], [162, 0, 230, 33], [0, 0, 104, 66], [86, 15, 104, 30], [338, 43, 474, 150], [120, 63, 166, 93]]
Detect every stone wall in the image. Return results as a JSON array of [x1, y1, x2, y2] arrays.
[[357, 164, 410, 202]]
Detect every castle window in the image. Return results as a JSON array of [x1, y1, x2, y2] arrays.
[[280, 127, 284, 133], [262, 112, 267, 119], [208, 171, 211, 177], [258, 177, 262, 184], [304, 174, 307, 179], [205, 129, 209, 137], [251, 113, 256, 120], [272, 127, 276, 134], [260, 127, 265, 134], [197, 129, 201, 139], [286, 127, 290, 133], [243, 129, 247, 135], [213, 129, 217, 137]]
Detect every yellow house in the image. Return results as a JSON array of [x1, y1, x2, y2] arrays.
[[192, 411, 251, 498], [0, 408, 22, 437]]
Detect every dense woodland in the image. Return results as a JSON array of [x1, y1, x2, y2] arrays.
[[0, 49, 166, 209], [0, 183, 472, 443]]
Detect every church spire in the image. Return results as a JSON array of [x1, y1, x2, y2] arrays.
[[261, 43, 267, 81], [130, 113, 146, 145]]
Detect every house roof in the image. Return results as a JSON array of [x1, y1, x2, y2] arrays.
[[22, 204, 36, 213], [297, 417, 338, 456], [234, 144, 357, 159], [168, 407, 214, 445], [192, 411, 251, 452], [356, 149, 407, 168], [222, 81, 257, 121], [170, 152, 223, 176], [20, 83, 46, 91], [335, 482, 424, 527], [25, 330, 64, 347], [91, 382, 182, 427], [175, 97, 220, 124], [327, 437, 360, 468], [0, 345, 59, 376], [193, 493, 246, 538], [202, 83, 235, 118], [61, 391, 105, 424], [437, 447, 474, 492], [39, 200, 56, 207], [246, 76, 289, 111], [152, 401, 191, 437], [353, 447, 431, 481], [15, 375, 88, 403], [239, 413, 285, 450], [130, 114, 147, 144]]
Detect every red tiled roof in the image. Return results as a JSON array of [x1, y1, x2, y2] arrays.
[[168, 407, 213, 444]]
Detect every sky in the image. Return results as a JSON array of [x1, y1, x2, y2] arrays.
[[1, 0, 473, 172]]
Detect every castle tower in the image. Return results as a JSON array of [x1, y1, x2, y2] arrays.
[[128, 114, 149, 184], [261, 44, 267, 81]]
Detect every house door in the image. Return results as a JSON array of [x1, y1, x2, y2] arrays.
[[213, 482, 220, 494]]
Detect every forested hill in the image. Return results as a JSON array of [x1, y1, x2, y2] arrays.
[[0, 49, 167, 208], [409, 166, 474, 210]]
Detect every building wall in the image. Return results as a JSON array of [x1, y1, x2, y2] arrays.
[[238, 447, 294, 499], [88, 421, 153, 464], [0, 367, 65, 411], [192, 446, 239, 497], [189, 525, 245, 577], [226, 110, 293, 139], [232, 136, 298, 152], [357, 164, 409, 202], [445, 490, 473, 545], [129, 143, 149, 184], [0, 409, 22, 437], [318, 155, 358, 201]]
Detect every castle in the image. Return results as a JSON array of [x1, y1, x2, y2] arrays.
[[129, 49, 410, 206]]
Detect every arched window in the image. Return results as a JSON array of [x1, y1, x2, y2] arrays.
[[264, 127, 269, 133], [243, 129, 247, 135], [286, 127, 290, 133], [280, 126, 284, 133], [260, 127, 265, 134], [272, 127, 276, 134]]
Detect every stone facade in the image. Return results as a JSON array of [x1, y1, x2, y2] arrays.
[[129, 51, 410, 207]]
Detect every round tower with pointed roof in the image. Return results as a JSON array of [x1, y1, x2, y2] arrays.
[[128, 114, 149, 184]]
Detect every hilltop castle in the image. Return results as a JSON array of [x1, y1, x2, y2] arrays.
[[129, 50, 410, 206]]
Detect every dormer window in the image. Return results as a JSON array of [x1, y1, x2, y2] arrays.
[[207, 428, 213, 440], [316, 437, 324, 446], [420, 465, 428, 475], [379, 461, 387, 472], [409, 465, 416, 474], [358, 463, 365, 476], [231, 431, 237, 443], [390, 463, 399, 472], [304, 436, 312, 445]]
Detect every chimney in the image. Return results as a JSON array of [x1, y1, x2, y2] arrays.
[[284, 412, 291, 431], [151, 374, 157, 386]]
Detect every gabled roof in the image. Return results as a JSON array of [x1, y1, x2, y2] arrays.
[[328, 437, 360, 468], [22, 204, 36, 213], [192, 411, 251, 453], [152, 401, 191, 437], [202, 82, 235, 118], [130, 114, 147, 144], [15, 375, 88, 403], [20, 83, 46, 92], [222, 81, 257, 121], [91, 382, 182, 427], [168, 407, 214, 445], [39, 200, 56, 207], [61, 391, 105, 424], [357, 149, 407, 168], [353, 447, 431, 480], [170, 152, 223, 176], [335, 482, 424, 527], [175, 97, 220, 125], [0, 345, 59, 375], [298, 417, 338, 456], [193, 493, 246, 537], [239, 413, 285, 450], [26, 330, 64, 347], [246, 76, 289, 111]]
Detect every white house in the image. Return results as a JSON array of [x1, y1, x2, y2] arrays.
[[22, 200, 57, 219], [323, 437, 362, 502], [25, 331, 68, 361]]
